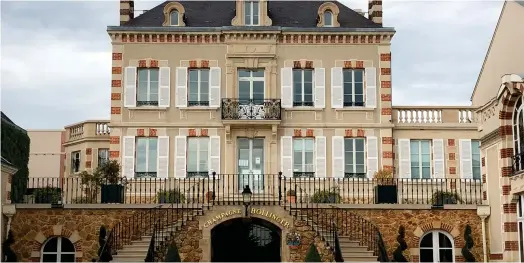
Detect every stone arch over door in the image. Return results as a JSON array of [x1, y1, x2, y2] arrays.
[[29, 225, 82, 262], [199, 206, 294, 262], [409, 221, 461, 262]]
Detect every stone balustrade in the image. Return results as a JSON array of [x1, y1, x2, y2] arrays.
[[393, 106, 478, 124], [65, 120, 110, 142]]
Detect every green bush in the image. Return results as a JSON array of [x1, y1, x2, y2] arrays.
[[431, 191, 462, 205], [310, 187, 341, 203], [157, 189, 186, 203], [1, 114, 30, 203], [33, 187, 61, 203], [164, 243, 181, 262], [305, 243, 322, 262]]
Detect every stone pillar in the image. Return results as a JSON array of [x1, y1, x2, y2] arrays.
[[477, 205, 491, 263]]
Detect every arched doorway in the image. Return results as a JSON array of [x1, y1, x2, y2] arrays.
[[211, 217, 282, 262]]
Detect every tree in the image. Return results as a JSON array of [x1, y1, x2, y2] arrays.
[[2, 230, 18, 262], [393, 225, 408, 262], [97, 226, 113, 262], [164, 243, 181, 262], [461, 225, 476, 262], [305, 243, 322, 262]]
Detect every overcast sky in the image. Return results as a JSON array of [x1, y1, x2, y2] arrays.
[[0, 0, 503, 129]]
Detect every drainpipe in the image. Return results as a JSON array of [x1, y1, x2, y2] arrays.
[[477, 205, 491, 263]]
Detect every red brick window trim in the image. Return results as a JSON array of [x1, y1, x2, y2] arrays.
[[418, 231, 457, 262]]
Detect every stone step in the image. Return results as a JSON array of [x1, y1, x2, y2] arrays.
[[123, 243, 150, 250], [112, 254, 146, 262], [118, 247, 149, 254], [343, 256, 378, 262], [341, 251, 375, 257], [338, 243, 368, 250], [130, 239, 151, 246]]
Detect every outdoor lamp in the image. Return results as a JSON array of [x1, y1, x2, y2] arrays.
[[242, 185, 252, 216]]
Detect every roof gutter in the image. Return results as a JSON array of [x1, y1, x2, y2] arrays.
[[107, 26, 396, 34]]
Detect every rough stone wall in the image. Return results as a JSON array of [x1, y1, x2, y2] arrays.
[[10, 209, 136, 261], [171, 219, 203, 262], [289, 220, 334, 262]]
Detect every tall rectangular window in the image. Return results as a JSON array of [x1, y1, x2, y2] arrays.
[[471, 140, 481, 180], [137, 68, 159, 106], [136, 137, 158, 178], [293, 138, 314, 177], [187, 137, 209, 177], [343, 69, 364, 107], [188, 69, 210, 106], [410, 140, 431, 179], [98, 148, 109, 167], [71, 151, 80, 173], [344, 138, 365, 178], [293, 69, 314, 107], [244, 1, 259, 26]]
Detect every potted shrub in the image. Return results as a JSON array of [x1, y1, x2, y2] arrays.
[[205, 191, 215, 203], [98, 160, 126, 204], [286, 189, 297, 203], [310, 187, 341, 203], [157, 189, 186, 204], [374, 169, 398, 204], [431, 191, 462, 207], [33, 186, 61, 204]]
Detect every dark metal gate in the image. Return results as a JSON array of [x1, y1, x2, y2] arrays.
[[211, 218, 281, 262]]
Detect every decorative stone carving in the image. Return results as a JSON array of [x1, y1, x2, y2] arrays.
[[245, 128, 258, 139], [225, 125, 231, 144]]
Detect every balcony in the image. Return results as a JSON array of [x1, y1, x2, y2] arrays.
[[65, 120, 110, 144], [393, 106, 477, 128], [221, 98, 282, 125]]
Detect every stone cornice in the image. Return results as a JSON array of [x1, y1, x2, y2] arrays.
[[107, 30, 394, 44], [480, 128, 500, 146]]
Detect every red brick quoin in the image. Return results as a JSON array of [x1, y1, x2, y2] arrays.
[[29, 227, 82, 262]]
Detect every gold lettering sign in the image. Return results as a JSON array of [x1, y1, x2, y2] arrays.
[[203, 209, 241, 228], [203, 208, 291, 228]]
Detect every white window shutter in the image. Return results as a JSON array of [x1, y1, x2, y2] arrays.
[[314, 68, 326, 109], [280, 136, 293, 177], [124, 67, 137, 107], [209, 67, 221, 108], [331, 67, 343, 109], [315, 136, 327, 178], [366, 136, 379, 178], [158, 67, 171, 107], [209, 136, 221, 177], [459, 139, 473, 179], [332, 136, 345, 178], [157, 136, 170, 178], [365, 67, 377, 108], [175, 67, 188, 108], [398, 139, 411, 178], [122, 136, 136, 179], [281, 67, 293, 108], [174, 136, 187, 178], [432, 139, 445, 178]]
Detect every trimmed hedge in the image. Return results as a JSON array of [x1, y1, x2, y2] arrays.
[[1, 115, 30, 203]]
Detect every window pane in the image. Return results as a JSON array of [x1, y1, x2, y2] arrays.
[[411, 167, 420, 179], [355, 152, 365, 166], [305, 139, 314, 151], [410, 141, 419, 154], [305, 152, 314, 168], [419, 249, 433, 263], [253, 81, 264, 101], [170, 11, 179, 25], [293, 139, 302, 151], [355, 164, 365, 173], [354, 70, 364, 82], [422, 167, 431, 178], [238, 70, 250, 78], [355, 139, 364, 151], [354, 82, 364, 95], [345, 164, 353, 173], [293, 152, 302, 171], [343, 70, 352, 82], [421, 140, 431, 154], [440, 249, 453, 262], [355, 95, 364, 104], [346, 152, 353, 165], [244, 3, 251, 23], [252, 70, 264, 77], [61, 238, 75, 252], [473, 167, 481, 179], [420, 234, 433, 247], [42, 254, 57, 262], [137, 81, 148, 101], [471, 141, 480, 154], [187, 139, 198, 171], [60, 254, 76, 263], [238, 81, 250, 101], [150, 69, 159, 81], [324, 11, 333, 26], [304, 70, 313, 83], [43, 238, 58, 252], [345, 139, 353, 151], [438, 233, 452, 248], [148, 138, 158, 172], [149, 80, 159, 102], [136, 139, 147, 172], [421, 154, 430, 167], [472, 153, 480, 167]]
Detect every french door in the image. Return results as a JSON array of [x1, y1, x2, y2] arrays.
[[238, 138, 264, 193], [238, 69, 265, 120]]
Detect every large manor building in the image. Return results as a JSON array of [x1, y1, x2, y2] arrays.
[[2, 0, 524, 262]]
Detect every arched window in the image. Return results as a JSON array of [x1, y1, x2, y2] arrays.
[[514, 97, 524, 171], [419, 231, 454, 262], [170, 10, 179, 26], [324, 10, 333, 27], [41, 237, 76, 262]]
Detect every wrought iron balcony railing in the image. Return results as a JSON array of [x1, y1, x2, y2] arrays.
[[221, 98, 281, 120], [513, 152, 524, 175]]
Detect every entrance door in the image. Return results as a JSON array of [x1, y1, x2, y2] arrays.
[[238, 138, 264, 193], [238, 69, 265, 120]]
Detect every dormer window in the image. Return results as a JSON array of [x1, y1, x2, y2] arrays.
[[323, 10, 333, 27], [170, 10, 179, 26], [245, 0, 260, 26]]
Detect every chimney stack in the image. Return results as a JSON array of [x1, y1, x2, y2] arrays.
[[368, 0, 382, 25], [120, 0, 135, 26]]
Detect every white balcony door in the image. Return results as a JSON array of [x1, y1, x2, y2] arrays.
[[238, 138, 264, 193], [238, 69, 265, 119]]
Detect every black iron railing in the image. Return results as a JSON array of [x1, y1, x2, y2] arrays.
[[188, 100, 209, 106], [221, 98, 281, 120], [20, 174, 483, 205], [137, 101, 159, 106], [513, 152, 524, 174]]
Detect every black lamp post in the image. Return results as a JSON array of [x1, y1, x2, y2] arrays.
[[242, 185, 252, 217]]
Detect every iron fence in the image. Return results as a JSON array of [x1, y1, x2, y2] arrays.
[[20, 173, 483, 205]]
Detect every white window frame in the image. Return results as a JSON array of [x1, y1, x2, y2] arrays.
[[137, 68, 159, 105], [324, 10, 334, 27], [344, 138, 366, 177], [40, 237, 76, 262], [187, 137, 209, 175], [188, 69, 210, 106], [71, 151, 80, 174], [170, 10, 179, 26], [518, 195, 524, 262], [293, 69, 314, 106], [293, 138, 315, 175], [98, 148, 109, 167], [410, 140, 432, 179], [245, 0, 260, 26], [238, 69, 265, 99], [514, 97, 524, 171], [343, 69, 365, 107], [470, 140, 481, 180], [135, 137, 158, 177], [419, 231, 455, 262]]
